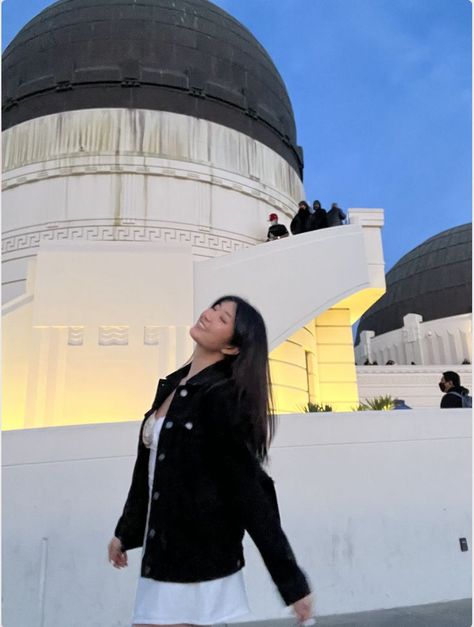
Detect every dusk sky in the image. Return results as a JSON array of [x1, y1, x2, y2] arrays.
[[2, 0, 472, 273]]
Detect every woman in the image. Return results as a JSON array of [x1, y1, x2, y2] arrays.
[[108, 295, 314, 626]]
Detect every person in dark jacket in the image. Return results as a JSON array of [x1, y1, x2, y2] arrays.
[[108, 295, 314, 626], [290, 201, 311, 235], [326, 202, 346, 227], [439, 371, 471, 408], [309, 200, 327, 231], [266, 212, 290, 241]]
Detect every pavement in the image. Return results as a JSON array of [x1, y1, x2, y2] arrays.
[[224, 599, 472, 627]]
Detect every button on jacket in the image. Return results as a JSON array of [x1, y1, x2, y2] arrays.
[[114, 360, 311, 606]]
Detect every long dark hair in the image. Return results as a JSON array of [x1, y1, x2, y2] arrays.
[[211, 295, 276, 464]]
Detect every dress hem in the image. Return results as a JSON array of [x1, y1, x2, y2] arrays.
[[132, 607, 251, 625]]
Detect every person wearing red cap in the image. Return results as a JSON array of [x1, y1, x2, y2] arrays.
[[266, 212, 290, 241]]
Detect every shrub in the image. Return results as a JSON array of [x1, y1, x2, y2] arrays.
[[354, 395, 395, 411]]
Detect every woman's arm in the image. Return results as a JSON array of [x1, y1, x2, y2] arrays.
[[113, 419, 150, 551], [202, 381, 312, 607]]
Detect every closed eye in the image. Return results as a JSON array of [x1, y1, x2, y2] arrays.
[[213, 302, 233, 323]]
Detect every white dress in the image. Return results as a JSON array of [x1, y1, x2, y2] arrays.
[[132, 416, 251, 626]]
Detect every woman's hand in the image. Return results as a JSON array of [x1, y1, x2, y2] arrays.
[[108, 536, 128, 569], [292, 592, 314, 624]]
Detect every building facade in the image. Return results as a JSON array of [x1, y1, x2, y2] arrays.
[[3, 0, 385, 428]]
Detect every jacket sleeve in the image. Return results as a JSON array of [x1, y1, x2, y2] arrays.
[[114, 418, 150, 551], [202, 382, 311, 606], [290, 215, 300, 235]]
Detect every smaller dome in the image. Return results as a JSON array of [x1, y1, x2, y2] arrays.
[[356, 223, 472, 341]]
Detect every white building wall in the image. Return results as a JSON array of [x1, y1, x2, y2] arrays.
[[355, 313, 472, 366], [3, 409, 471, 626], [2, 108, 304, 302], [3, 215, 385, 428], [356, 365, 472, 408]]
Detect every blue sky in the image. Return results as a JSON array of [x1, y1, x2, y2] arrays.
[[2, 0, 472, 272]]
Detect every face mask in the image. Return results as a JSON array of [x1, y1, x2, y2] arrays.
[[439, 382, 446, 392]]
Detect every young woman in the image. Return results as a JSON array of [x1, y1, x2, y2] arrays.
[[108, 295, 314, 626]]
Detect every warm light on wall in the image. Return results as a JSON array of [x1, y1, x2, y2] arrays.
[[3, 271, 384, 428], [269, 309, 360, 414], [334, 287, 385, 326], [4, 316, 372, 429]]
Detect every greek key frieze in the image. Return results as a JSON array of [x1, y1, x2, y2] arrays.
[[2, 224, 255, 257]]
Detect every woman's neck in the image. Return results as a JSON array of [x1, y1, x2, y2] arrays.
[[184, 348, 225, 381]]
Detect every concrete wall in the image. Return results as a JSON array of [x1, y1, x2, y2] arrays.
[[3, 409, 471, 626], [356, 365, 472, 408]]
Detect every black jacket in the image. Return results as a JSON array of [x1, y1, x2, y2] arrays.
[[440, 385, 470, 408], [267, 223, 290, 240], [326, 207, 346, 227], [309, 208, 328, 231], [114, 360, 311, 606], [290, 209, 311, 235]]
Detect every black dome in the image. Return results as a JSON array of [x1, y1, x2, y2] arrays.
[[356, 223, 472, 342], [2, 0, 303, 176]]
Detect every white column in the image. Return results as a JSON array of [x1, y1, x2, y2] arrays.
[[402, 313, 425, 365], [360, 330, 375, 364]]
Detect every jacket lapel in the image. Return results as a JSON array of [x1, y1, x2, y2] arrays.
[[148, 363, 192, 414], [147, 359, 231, 415]]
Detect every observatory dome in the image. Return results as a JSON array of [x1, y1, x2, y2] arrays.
[[2, 0, 303, 175], [356, 223, 472, 341]]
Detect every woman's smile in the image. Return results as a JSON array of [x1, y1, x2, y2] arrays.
[[190, 301, 238, 355]]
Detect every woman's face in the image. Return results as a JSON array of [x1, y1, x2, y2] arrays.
[[190, 300, 239, 355]]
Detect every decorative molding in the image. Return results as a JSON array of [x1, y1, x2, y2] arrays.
[[99, 326, 129, 346], [2, 223, 258, 259], [144, 326, 161, 345], [68, 326, 84, 346]]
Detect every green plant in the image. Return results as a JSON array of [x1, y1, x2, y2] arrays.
[[301, 401, 333, 413], [353, 395, 395, 411]]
